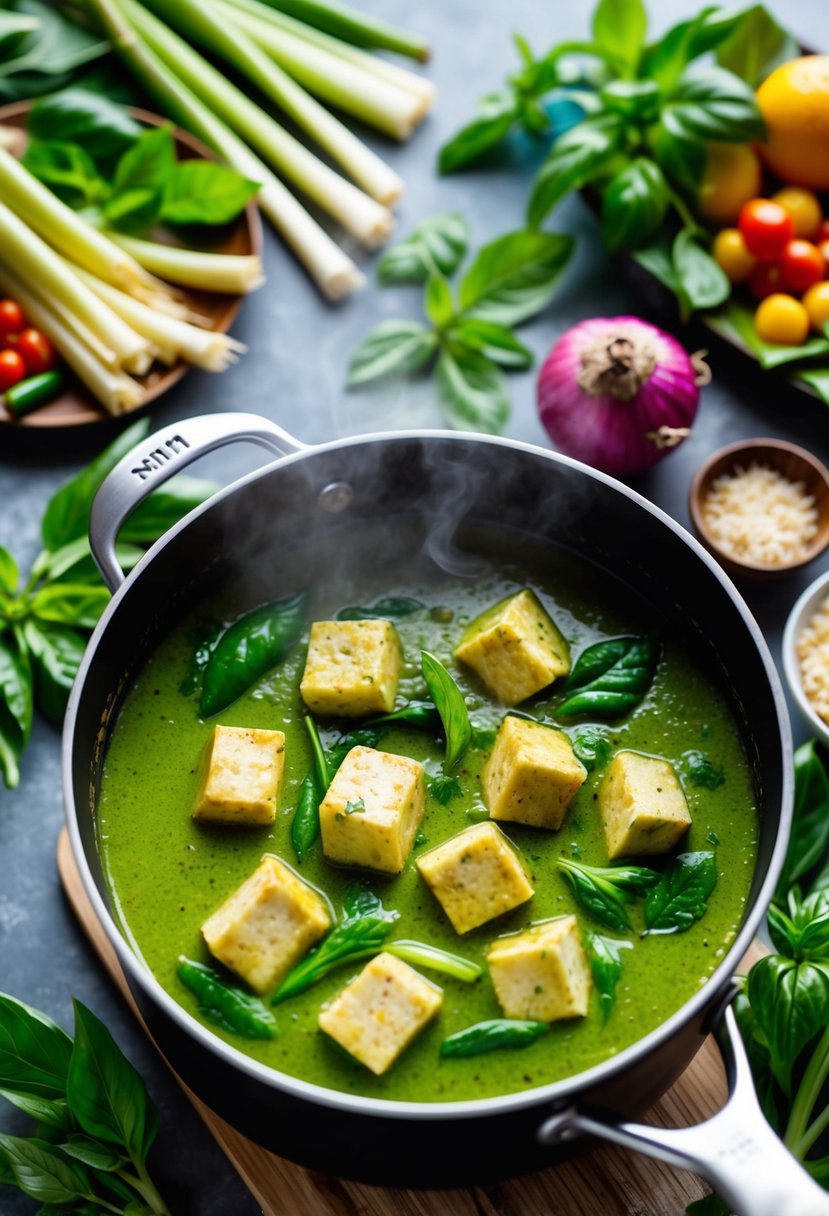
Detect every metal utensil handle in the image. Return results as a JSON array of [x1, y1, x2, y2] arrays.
[[538, 1001, 829, 1216], [89, 412, 306, 592]]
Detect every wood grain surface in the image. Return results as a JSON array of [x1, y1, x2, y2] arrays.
[[57, 827, 766, 1216]]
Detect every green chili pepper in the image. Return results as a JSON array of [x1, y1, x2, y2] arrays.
[[199, 590, 308, 717], [291, 771, 323, 864], [177, 957, 277, 1039], [4, 370, 66, 418]]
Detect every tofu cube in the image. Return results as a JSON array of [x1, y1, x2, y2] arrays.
[[416, 822, 533, 934], [599, 750, 692, 860], [300, 619, 401, 717], [193, 725, 285, 826], [483, 715, 587, 830], [487, 916, 590, 1022], [319, 746, 425, 874], [318, 952, 442, 1075], [201, 855, 331, 993], [453, 589, 570, 705]]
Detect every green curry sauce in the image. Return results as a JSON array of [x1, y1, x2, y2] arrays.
[[97, 547, 758, 1103]]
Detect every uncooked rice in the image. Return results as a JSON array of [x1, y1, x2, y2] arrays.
[[798, 594, 829, 725], [702, 462, 818, 566]]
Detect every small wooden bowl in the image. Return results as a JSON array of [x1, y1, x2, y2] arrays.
[[688, 438, 829, 581]]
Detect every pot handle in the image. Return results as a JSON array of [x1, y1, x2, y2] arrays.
[[89, 412, 306, 592], [538, 997, 829, 1216]]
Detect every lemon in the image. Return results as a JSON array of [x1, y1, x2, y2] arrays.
[[756, 56, 829, 190]]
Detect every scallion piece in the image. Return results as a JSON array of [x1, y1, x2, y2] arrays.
[[386, 941, 481, 983]]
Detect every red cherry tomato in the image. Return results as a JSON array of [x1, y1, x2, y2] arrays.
[[0, 298, 25, 341], [750, 261, 785, 299], [14, 328, 55, 375], [778, 239, 825, 293], [739, 199, 794, 260], [816, 219, 829, 244], [0, 349, 26, 392], [819, 239, 829, 271]]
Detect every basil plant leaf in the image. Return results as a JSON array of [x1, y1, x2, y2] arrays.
[[104, 125, 176, 232], [776, 740, 829, 900], [572, 729, 611, 772], [601, 158, 668, 253], [0, 546, 18, 596], [644, 851, 717, 934], [0, 2, 108, 102], [421, 651, 471, 771], [662, 65, 766, 144], [673, 228, 730, 315], [0, 1089, 69, 1129], [30, 584, 110, 631], [27, 87, 143, 170], [0, 1134, 91, 1205], [0, 992, 72, 1100], [459, 229, 574, 326], [0, 12, 39, 58], [0, 632, 33, 790], [424, 273, 455, 328], [747, 955, 829, 1096], [633, 233, 679, 295], [527, 114, 625, 228], [558, 636, 659, 718], [435, 348, 510, 435], [21, 141, 105, 209], [452, 319, 533, 370], [652, 126, 707, 198], [23, 621, 87, 727], [60, 1136, 124, 1171], [161, 160, 260, 226], [439, 1019, 549, 1059], [584, 931, 631, 1022], [347, 320, 438, 387], [438, 90, 518, 175], [558, 858, 658, 932], [716, 6, 799, 88], [592, 0, 647, 71], [117, 476, 219, 545], [378, 212, 470, 283]]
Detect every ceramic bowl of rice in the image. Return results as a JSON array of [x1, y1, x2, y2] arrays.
[[689, 438, 829, 580], [784, 568, 829, 747]]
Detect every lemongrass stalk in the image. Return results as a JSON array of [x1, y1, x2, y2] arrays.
[[122, 0, 392, 247], [251, 0, 429, 61], [224, 0, 434, 103], [0, 265, 144, 416], [88, 0, 364, 301], [140, 0, 403, 205], [0, 200, 152, 372], [105, 232, 266, 294], [0, 145, 169, 298], [213, 0, 427, 139], [74, 267, 245, 372]]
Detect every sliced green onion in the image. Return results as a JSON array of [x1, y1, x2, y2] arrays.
[[386, 940, 482, 983], [251, 0, 430, 62]]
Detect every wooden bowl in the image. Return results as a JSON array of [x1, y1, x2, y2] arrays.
[[688, 438, 829, 580], [0, 101, 262, 432]]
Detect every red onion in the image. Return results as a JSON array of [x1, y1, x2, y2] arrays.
[[537, 316, 704, 478]]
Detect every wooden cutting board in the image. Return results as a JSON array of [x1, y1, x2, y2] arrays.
[[57, 827, 764, 1216]]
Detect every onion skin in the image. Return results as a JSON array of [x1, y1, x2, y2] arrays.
[[537, 316, 700, 478]]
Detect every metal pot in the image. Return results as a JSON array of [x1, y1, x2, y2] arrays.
[[63, 412, 827, 1214]]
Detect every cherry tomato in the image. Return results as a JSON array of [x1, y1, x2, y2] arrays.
[[778, 239, 825, 293], [772, 187, 823, 238], [13, 328, 55, 375], [713, 228, 756, 283], [817, 219, 829, 244], [0, 298, 25, 341], [749, 261, 784, 299], [803, 282, 829, 332], [755, 294, 810, 345], [739, 198, 794, 260], [0, 349, 26, 392], [818, 240, 829, 271]]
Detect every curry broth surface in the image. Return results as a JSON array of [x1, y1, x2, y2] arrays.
[[98, 546, 758, 1103]]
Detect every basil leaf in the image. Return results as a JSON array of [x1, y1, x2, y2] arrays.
[[30, 584, 110, 631], [558, 636, 659, 718], [748, 955, 829, 1095], [28, 87, 143, 169], [161, 160, 259, 226], [601, 157, 668, 253], [41, 419, 149, 552], [0, 12, 38, 58], [600, 80, 660, 121], [673, 229, 730, 315], [21, 141, 105, 209], [572, 729, 611, 772], [439, 1018, 549, 1059], [325, 728, 382, 774], [0, 1135, 90, 1205], [662, 65, 765, 143], [23, 621, 87, 726], [652, 126, 707, 198], [640, 8, 727, 92], [424, 273, 455, 328], [633, 233, 679, 295], [420, 650, 471, 771], [369, 701, 440, 730], [60, 1137, 123, 1171], [584, 931, 631, 1022], [177, 959, 277, 1040], [117, 476, 218, 544], [776, 741, 829, 900], [0, 3, 108, 102], [104, 125, 175, 232], [291, 771, 322, 864], [592, 0, 646, 71], [558, 857, 658, 932], [347, 320, 438, 387], [336, 597, 424, 621], [0, 994, 72, 1100], [683, 750, 725, 791], [644, 851, 717, 934], [428, 773, 463, 804], [451, 319, 533, 370], [0, 1090, 69, 1129], [686, 1194, 732, 1216], [378, 212, 470, 283], [0, 632, 33, 789], [0, 546, 18, 596], [460, 229, 574, 326], [716, 6, 799, 87], [527, 114, 625, 228], [438, 90, 518, 174], [436, 347, 510, 434], [67, 1000, 157, 1163]]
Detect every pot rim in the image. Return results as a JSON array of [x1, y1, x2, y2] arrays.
[[63, 427, 793, 1122]]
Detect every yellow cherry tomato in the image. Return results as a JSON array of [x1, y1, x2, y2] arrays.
[[803, 282, 829, 332], [755, 294, 810, 345], [772, 187, 823, 238], [698, 142, 763, 224], [713, 227, 756, 283]]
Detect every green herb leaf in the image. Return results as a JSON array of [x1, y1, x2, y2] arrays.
[[686, 1193, 732, 1216], [336, 596, 424, 621], [369, 701, 440, 731], [572, 729, 611, 772], [290, 771, 323, 864], [420, 651, 471, 771], [601, 158, 668, 253], [22, 621, 86, 726], [325, 728, 382, 774], [435, 347, 510, 434], [0, 5, 108, 103], [438, 90, 518, 174], [179, 618, 223, 698], [592, 0, 646, 72], [459, 229, 574, 326], [716, 6, 799, 87], [673, 228, 731, 316], [378, 212, 470, 283], [683, 750, 725, 791], [527, 115, 624, 228], [451, 319, 533, 370], [0, 546, 18, 596], [386, 940, 481, 982], [644, 851, 717, 934], [439, 1018, 549, 1058], [428, 774, 463, 804], [118, 476, 219, 545], [161, 160, 259, 226], [662, 65, 765, 143], [652, 126, 707, 198], [27, 87, 142, 168], [177, 958, 277, 1040], [584, 930, 631, 1021], [0, 994, 72, 1100], [344, 798, 366, 816], [424, 273, 455, 328], [0, 1091, 69, 1129], [600, 79, 660, 120], [558, 857, 658, 932], [21, 141, 105, 209], [104, 125, 175, 231], [558, 636, 659, 718], [304, 714, 330, 791], [0, 632, 33, 790], [67, 1000, 157, 1164], [633, 233, 679, 294], [30, 584, 110, 631], [0, 1134, 90, 1205], [346, 320, 438, 387], [59, 1136, 123, 1172], [747, 955, 829, 1095], [776, 741, 829, 900]]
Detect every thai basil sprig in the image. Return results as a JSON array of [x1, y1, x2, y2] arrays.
[[558, 636, 659, 718], [558, 857, 659, 932]]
